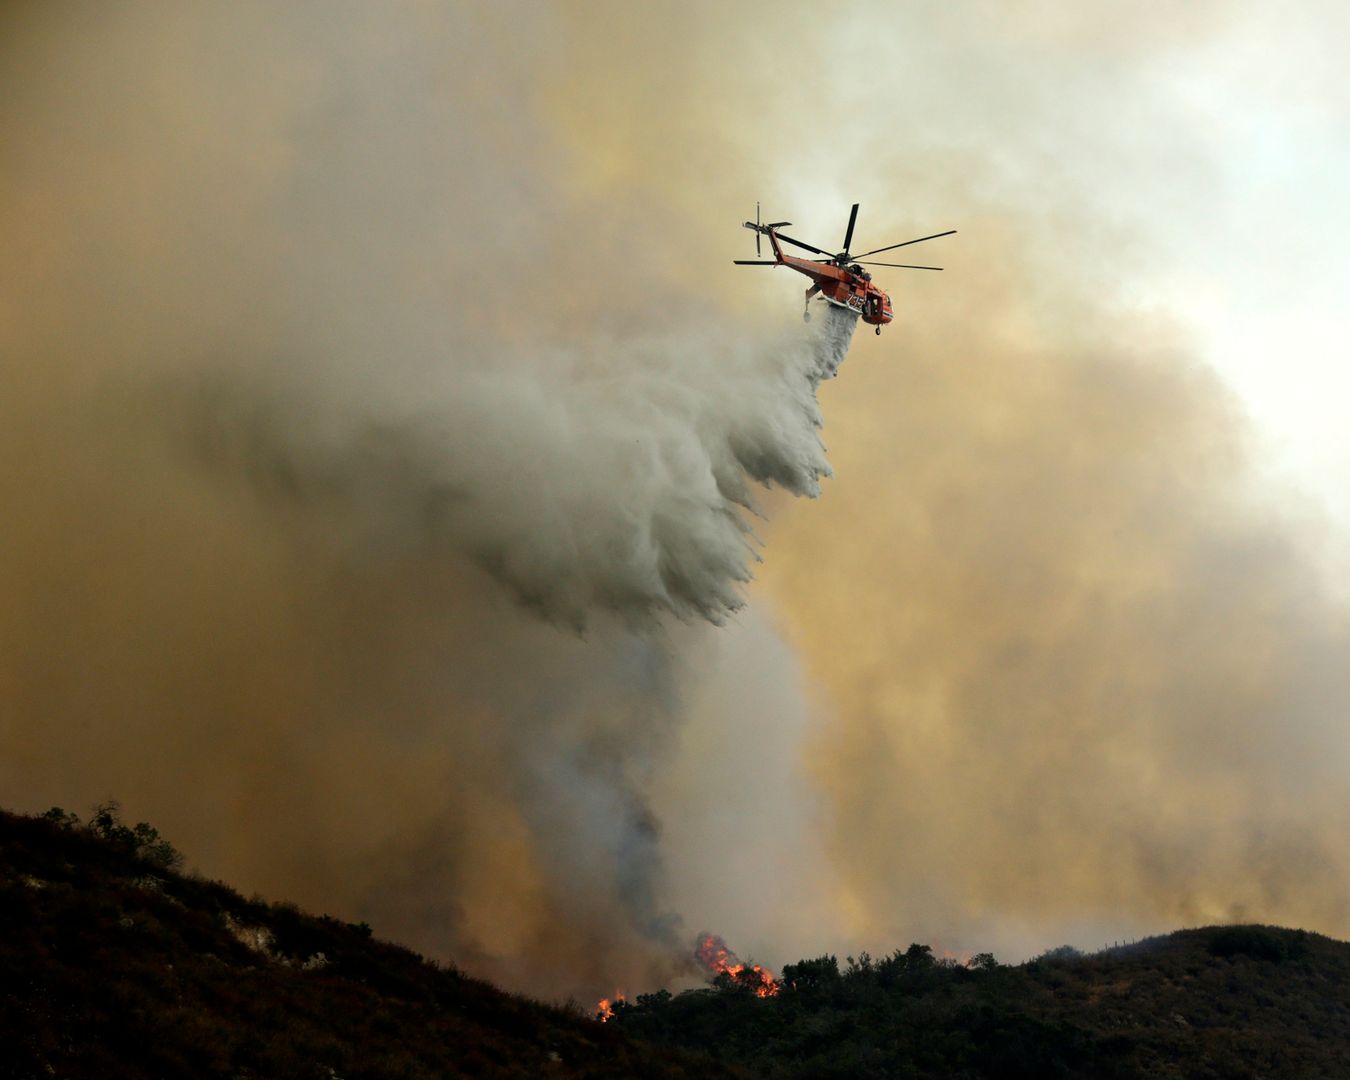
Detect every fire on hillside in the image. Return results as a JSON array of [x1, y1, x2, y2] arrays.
[[595, 933, 779, 1021], [695, 933, 780, 998]]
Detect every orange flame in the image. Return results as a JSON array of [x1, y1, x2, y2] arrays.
[[695, 933, 780, 998], [595, 933, 780, 1020]]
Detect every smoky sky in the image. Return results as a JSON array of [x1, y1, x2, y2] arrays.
[[763, 214, 1350, 955], [4, 0, 1350, 1000], [0, 0, 856, 999]]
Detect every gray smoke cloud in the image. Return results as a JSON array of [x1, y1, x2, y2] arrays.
[[0, 1, 859, 999], [177, 308, 855, 630]]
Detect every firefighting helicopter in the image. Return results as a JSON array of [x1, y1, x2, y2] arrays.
[[735, 202, 955, 335]]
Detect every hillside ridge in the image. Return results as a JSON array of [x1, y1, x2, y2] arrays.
[[0, 806, 738, 1079], [4, 805, 1350, 1078]]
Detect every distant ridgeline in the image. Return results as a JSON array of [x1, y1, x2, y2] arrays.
[[3, 803, 1349, 1079], [608, 925, 1350, 1078]]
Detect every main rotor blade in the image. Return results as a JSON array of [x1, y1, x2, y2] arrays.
[[841, 203, 859, 254], [852, 229, 957, 259], [733, 260, 778, 265], [773, 232, 832, 257], [856, 261, 944, 270]]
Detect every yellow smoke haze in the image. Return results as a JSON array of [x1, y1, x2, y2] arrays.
[[3, 0, 1349, 1000], [761, 222, 1350, 951]]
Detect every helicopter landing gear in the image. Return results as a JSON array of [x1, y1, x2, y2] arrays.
[[875, 325, 882, 336], [803, 307, 811, 323]]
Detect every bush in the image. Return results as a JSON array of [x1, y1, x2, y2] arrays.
[[42, 806, 81, 829], [81, 801, 185, 872], [782, 955, 840, 992]]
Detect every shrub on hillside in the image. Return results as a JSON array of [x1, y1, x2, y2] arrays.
[[45, 801, 185, 872]]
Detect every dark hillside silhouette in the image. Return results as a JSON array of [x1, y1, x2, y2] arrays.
[[610, 925, 1350, 1078], [0, 806, 739, 1079], [4, 804, 1350, 1078]]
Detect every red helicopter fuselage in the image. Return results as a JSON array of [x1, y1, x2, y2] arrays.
[[764, 227, 894, 327]]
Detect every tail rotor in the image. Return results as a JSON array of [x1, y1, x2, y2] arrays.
[[737, 203, 797, 265]]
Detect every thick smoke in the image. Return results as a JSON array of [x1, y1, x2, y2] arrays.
[[740, 5, 1350, 962], [0, 2, 857, 998], [767, 274, 1350, 953], [180, 308, 855, 629]]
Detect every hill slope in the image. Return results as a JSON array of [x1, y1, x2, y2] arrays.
[[0, 807, 737, 1079], [5, 804, 1350, 1079]]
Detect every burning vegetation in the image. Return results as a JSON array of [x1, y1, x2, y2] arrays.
[[695, 933, 780, 998], [596, 933, 780, 1020]]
